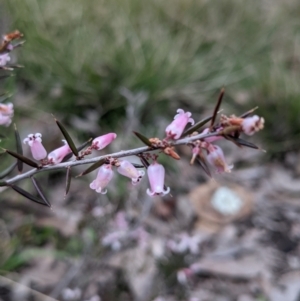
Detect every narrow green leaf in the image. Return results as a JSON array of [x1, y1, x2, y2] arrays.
[[14, 124, 23, 172], [62, 138, 92, 162], [11, 40, 26, 49], [10, 185, 48, 206], [0, 162, 17, 179], [0, 181, 7, 187], [210, 87, 225, 131], [181, 114, 214, 137], [197, 150, 212, 178], [4, 64, 24, 69], [138, 155, 150, 168], [197, 158, 212, 178], [31, 177, 51, 207], [132, 163, 145, 169], [133, 131, 152, 147], [240, 106, 259, 118], [65, 166, 72, 197], [77, 137, 93, 152], [0, 74, 14, 81], [55, 119, 78, 157], [77, 159, 106, 177], [5, 149, 40, 168], [0, 94, 12, 103], [225, 136, 259, 149]]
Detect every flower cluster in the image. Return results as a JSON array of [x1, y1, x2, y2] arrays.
[[0, 30, 24, 69], [23, 132, 118, 165], [0, 29, 265, 209], [86, 108, 263, 196], [21, 108, 264, 200], [191, 112, 265, 173]]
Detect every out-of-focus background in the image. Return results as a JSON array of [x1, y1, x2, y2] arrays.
[[1, 0, 300, 300]]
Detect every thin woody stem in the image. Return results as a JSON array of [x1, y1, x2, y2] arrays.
[[5, 131, 221, 185]]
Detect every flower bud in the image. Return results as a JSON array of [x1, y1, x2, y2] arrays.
[[92, 133, 117, 150], [47, 140, 72, 164]]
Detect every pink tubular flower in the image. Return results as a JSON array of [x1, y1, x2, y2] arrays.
[[0, 114, 12, 126], [0, 103, 14, 126], [241, 115, 265, 136], [0, 103, 14, 115], [47, 140, 72, 164], [92, 133, 117, 150], [90, 164, 114, 194], [0, 53, 10, 67], [23, 133, 47, 161], [117, 160, 145, 185], [207, 145, 233, 173], [165, 109, 195, 139], [146, 161, 170, 196]]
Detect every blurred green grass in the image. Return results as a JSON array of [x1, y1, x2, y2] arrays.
[[4, 0, 300, 153]]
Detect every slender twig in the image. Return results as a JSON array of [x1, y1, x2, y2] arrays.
[[5, 132, 220, 185]]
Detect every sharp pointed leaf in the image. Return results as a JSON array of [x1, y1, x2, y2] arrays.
[[31, 177, 51, 207], [77, 138, 92, 152], [5, 149, 40, 168], [14, 124, 23, 172], [210, 87, 225, 131], [10, 185, 48, 206], [223, 135, 243, 148], [182, 114, 214, 137], [0, 74, 14, 81], [65, 167, 72, 197], [133, 131, 152, 147], [138, 155, 150, 168], [62, 138, 92, 162], [197, 151, 212, 178], [77, 158, 106, 177], [55, 119, 78, 157], [225, 136, 259, 149], [219, 125, 241, 136], [240, 106, 259, 118], [0, 162, 17, 179], [132, 163, 145, 168], [0, 94, 12, 103], [11, 40, 26, 49], [5, 64, 24, 69]]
